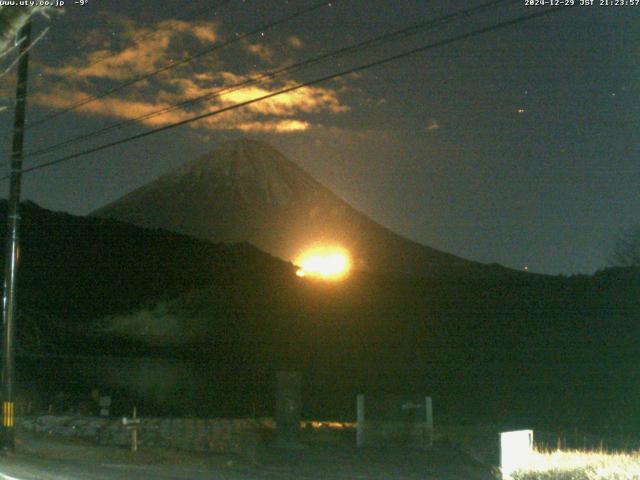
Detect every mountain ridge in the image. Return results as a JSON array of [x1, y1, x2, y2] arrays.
[[93, 139, 520, 278]]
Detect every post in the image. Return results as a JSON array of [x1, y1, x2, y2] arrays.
[[425, 396, 433, 446], [1, 20, 32, 453], [275, 371, 302, 447], [122, 407, 140, 452], [131, 406, 137, 452], [356, 394, 364, 447]]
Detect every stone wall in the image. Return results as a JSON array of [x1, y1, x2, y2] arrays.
[[18, 415, 275, 454]]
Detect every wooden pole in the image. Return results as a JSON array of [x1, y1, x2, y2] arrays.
[[1, 20, 31, 453]]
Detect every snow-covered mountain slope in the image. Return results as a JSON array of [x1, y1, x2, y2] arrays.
[[92, 139, 513, 277]]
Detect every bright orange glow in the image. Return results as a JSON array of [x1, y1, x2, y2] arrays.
[[295, 246, 351, 280]]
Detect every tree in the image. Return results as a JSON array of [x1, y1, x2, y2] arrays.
[[610, 225, 640, 267]]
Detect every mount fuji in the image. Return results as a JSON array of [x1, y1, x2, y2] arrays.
[[92, 139, 511, 277]]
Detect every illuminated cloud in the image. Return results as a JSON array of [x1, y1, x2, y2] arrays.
[[235, 119, 310, 133], [31, 88, 191, 126], [31, 16, 349, 135], [41, 17, 221, 81], [426, 119, 440, 131], [245, 43, 275, 63], [189, 23, 218, 43], [218, 83, 349, 115], [287, 36, 304, 49]]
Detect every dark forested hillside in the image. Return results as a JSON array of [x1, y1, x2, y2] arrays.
[[6, 201, 293, 322], [1, 201, 639, 428]]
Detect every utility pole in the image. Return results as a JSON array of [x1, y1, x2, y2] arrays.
[[1, 20, 32, 452]]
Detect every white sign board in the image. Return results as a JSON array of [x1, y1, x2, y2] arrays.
[[500, 429, 533, 478]]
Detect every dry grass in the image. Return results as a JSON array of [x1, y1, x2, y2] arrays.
[[511, 449, 640, 480]]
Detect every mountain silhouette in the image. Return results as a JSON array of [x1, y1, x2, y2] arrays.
[[93, 139, 512, 277], [1, 199, 639, 423]]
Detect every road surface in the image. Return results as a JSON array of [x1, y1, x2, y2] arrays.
[[0, 431, 495, 479]]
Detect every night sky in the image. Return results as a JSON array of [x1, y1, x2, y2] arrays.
[[0, 0, 637, 275]]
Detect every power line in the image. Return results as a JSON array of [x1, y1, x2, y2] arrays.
[[3, 6, 568, 180], [24, 0, 333, 130], [22, 0, 514, 161]]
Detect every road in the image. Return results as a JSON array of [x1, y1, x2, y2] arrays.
[[0, 455, 250, 480], [0, 430, 495, 479], [0, 448, 495, 480]]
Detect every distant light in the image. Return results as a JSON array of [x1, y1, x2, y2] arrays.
[[524, 265, 529, 271], [295, 246, 351, 280], [517, 108, 526, 114]]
